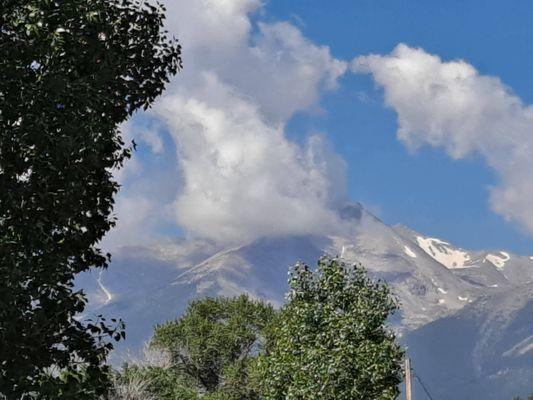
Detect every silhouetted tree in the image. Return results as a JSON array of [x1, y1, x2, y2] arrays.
[[0, 0, 181, 397]]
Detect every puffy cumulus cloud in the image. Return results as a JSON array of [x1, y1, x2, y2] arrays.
[[109, 0, 350, 246], [353, 44, 533, 232], [155, 74, 347, 242], [164, 0, 261, 57], [162, 1, 347, 121]]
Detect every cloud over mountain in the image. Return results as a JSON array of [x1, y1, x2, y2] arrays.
[[156, 74, 347, 242], [108, 0, 349, 246], [354, 44, 533, 233]]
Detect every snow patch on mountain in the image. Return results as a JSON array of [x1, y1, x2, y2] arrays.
[[486, 252, 511, 269], [404, 245, 417, 258], [97, 270, 113, 305], [416, 236, 471, 269], [503, 335, 533, 357]]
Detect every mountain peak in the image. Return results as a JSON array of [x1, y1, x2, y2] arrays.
[[79, 209, 533, 400]]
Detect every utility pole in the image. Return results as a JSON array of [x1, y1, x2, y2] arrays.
[[405, 357, 412, 400]]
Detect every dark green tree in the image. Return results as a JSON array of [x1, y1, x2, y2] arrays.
[[255, 256, 404, 400], [149, 295, 276, 399], [0, 0, 181, 397]]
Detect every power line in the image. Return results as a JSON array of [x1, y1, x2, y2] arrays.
[[412, 373, 436, 400]]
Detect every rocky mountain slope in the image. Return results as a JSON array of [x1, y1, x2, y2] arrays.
[[78, 203, 533, 399], [406, 284, 533, 399]]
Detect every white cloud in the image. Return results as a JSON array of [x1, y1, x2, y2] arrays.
[[353, 44, 533, 232], [155, 74, 347, 242], [104, 196, 159, 248], [162, 1, 346, 122], [110, 0, 349, 246]]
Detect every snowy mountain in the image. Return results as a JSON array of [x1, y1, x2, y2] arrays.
[[78, 203, 533, 399], [406, 284, 533, 399]]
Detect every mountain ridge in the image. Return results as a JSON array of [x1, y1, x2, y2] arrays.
[[78, 203, 533, 399]]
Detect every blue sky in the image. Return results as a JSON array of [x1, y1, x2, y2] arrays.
[[110, 0, 533, 255], [260, 0, 533, 253]]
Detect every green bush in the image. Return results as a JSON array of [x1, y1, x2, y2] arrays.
[[114, 257, 404, 400], [255, 256, 404, 400], [115, 295, 275, 399]]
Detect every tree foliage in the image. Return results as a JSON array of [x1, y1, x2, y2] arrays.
[[147, 295, 275, 399], [117, 364, 198, 400], [113, 259, 405, 399], [0, 0, 181, 397], [255, 256, 404, 400]]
